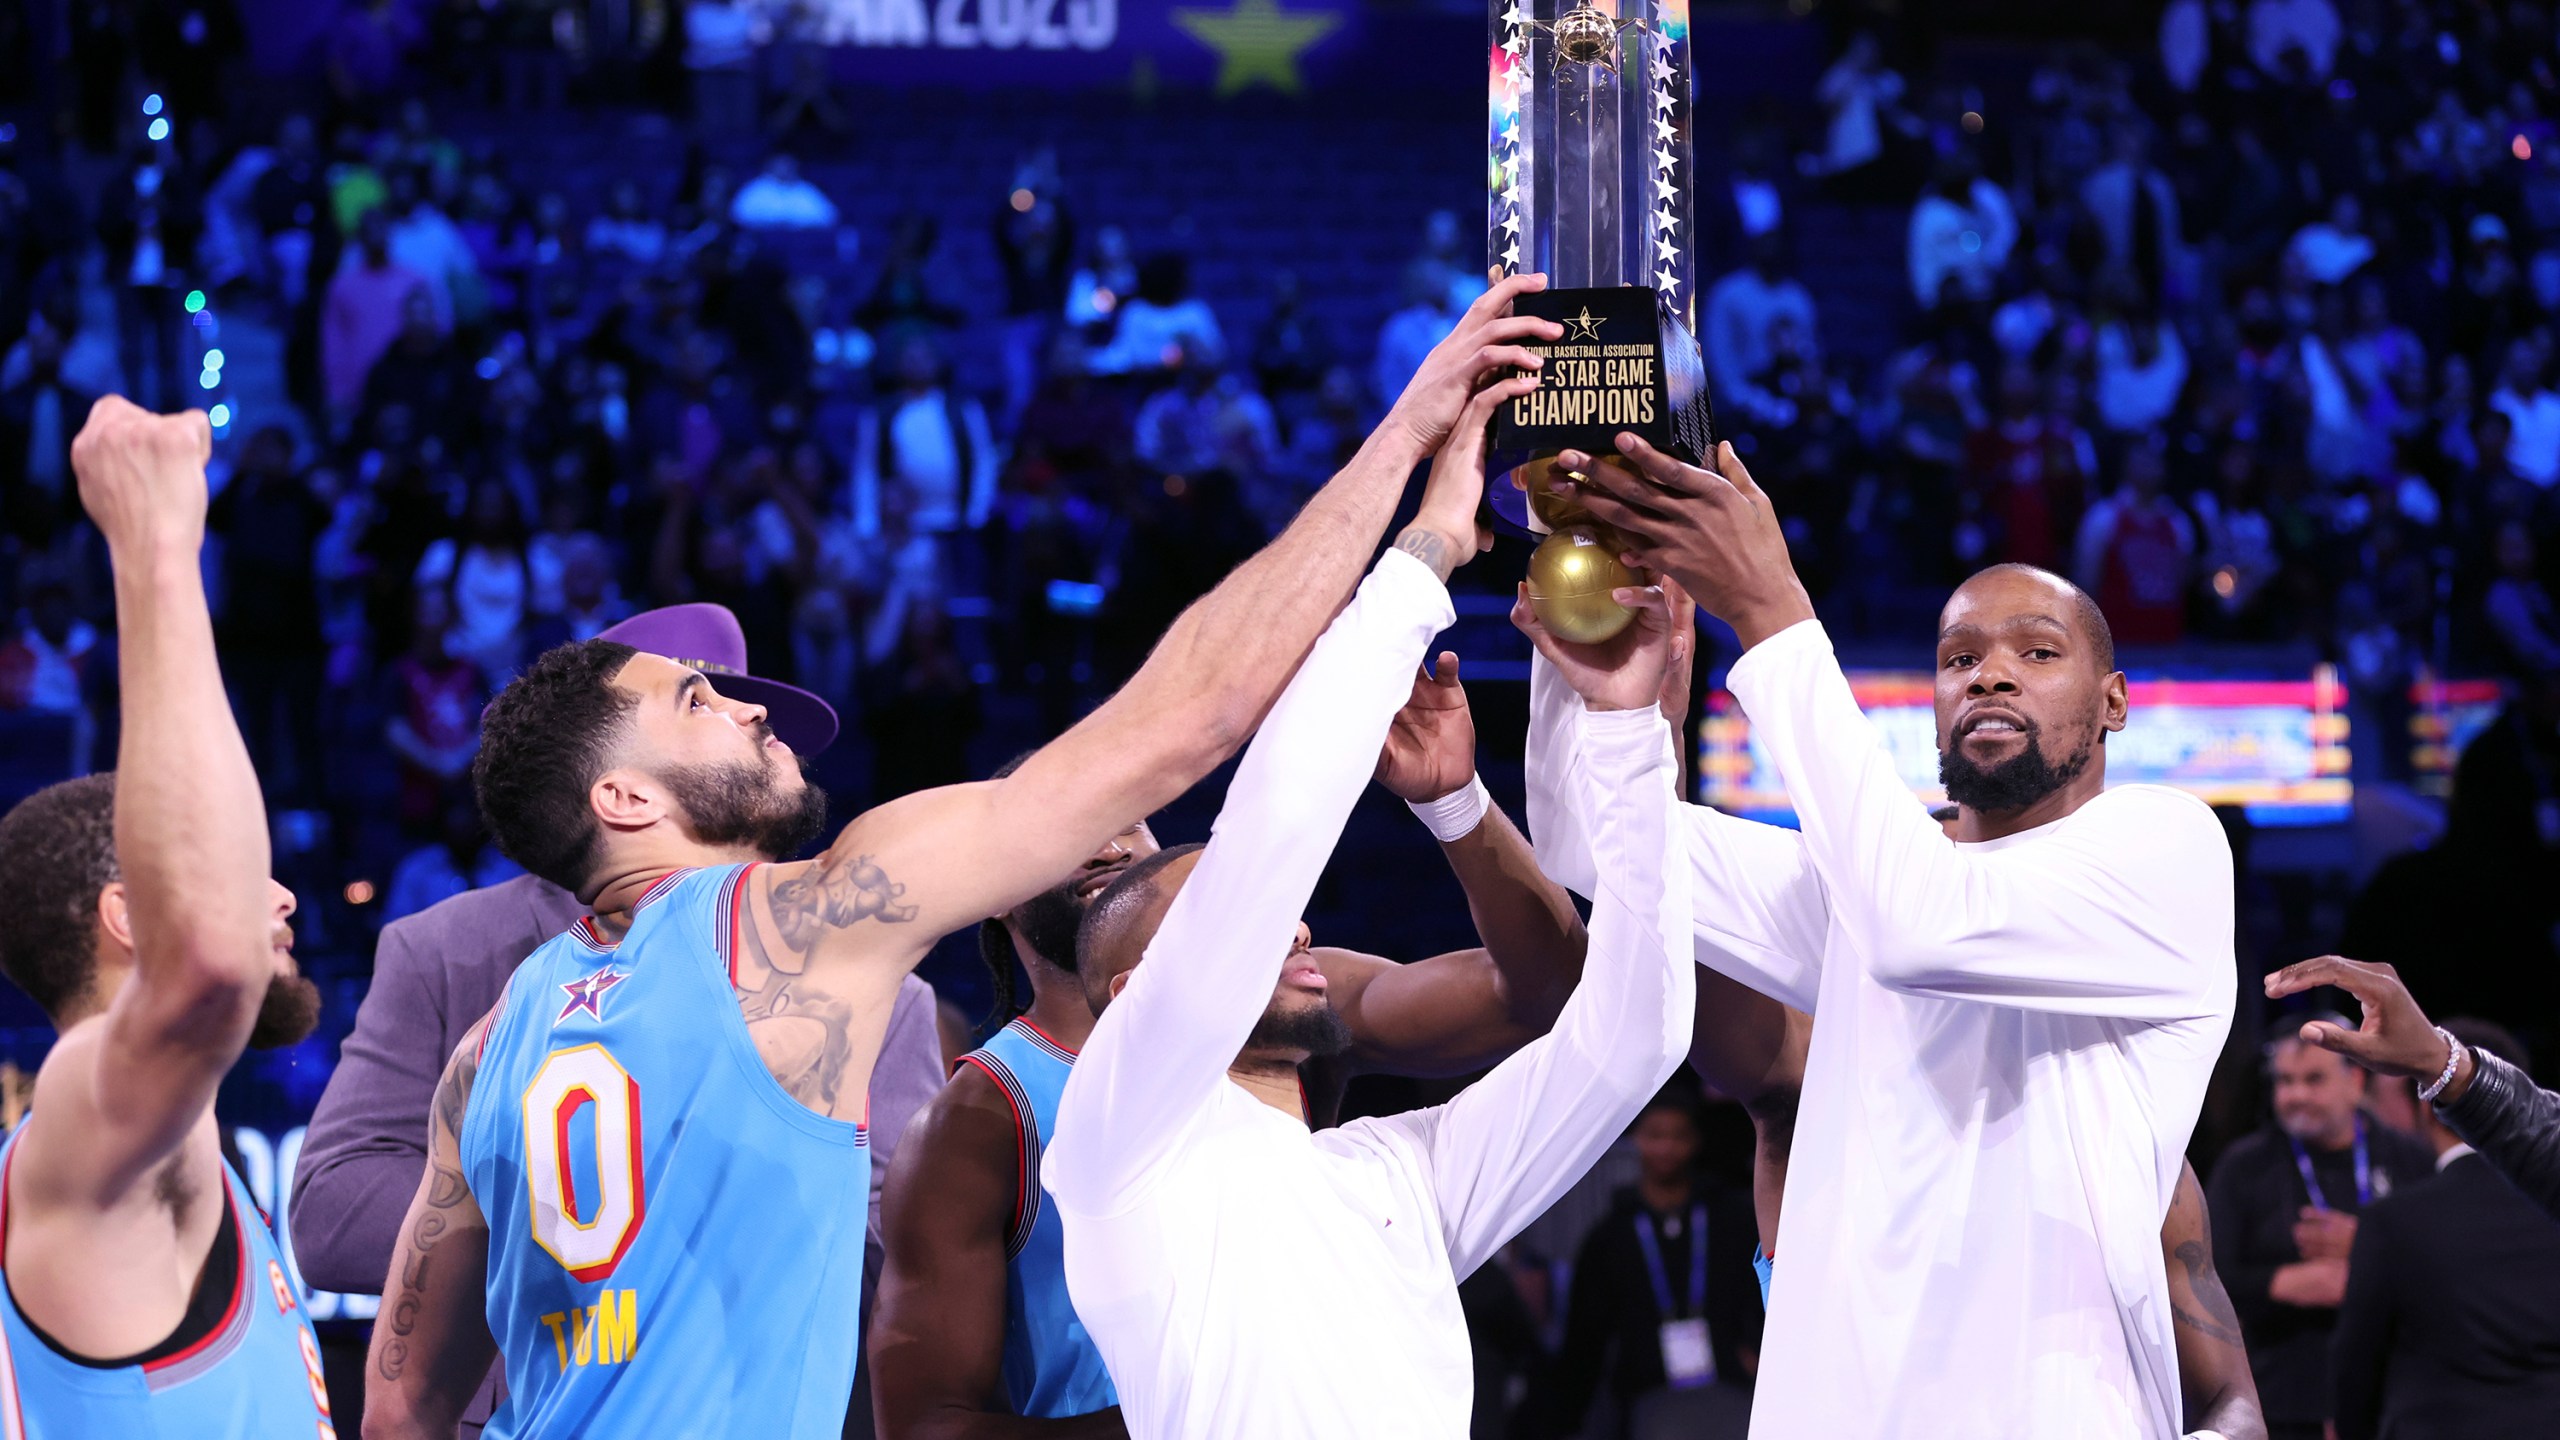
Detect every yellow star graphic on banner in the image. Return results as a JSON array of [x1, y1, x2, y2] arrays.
[[1173, 0, 1342, 96]]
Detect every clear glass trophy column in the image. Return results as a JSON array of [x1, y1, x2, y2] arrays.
[[1486, 0, 1715, 641]]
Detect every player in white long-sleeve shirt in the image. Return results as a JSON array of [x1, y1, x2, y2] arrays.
[[1042, 426, 1696, 1440], [1523, 437, 2238, 1440]]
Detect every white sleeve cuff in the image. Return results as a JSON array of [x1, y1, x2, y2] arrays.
[[1407, 775, 1492, 842]]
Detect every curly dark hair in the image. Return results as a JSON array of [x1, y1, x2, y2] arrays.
[[473, 640, 640, 896], [0, 773, 120, 1021]]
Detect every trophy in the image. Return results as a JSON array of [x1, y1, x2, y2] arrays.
[[1486, 0, 1714, 642]]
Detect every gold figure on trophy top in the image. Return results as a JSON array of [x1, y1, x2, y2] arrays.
[[1537, 4, 1654, 70]]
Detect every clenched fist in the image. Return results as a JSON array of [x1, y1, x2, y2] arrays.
[[71, 396, 213, 560]]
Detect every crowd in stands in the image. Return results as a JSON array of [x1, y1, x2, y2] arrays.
[[8, 2, 2560, 1437]]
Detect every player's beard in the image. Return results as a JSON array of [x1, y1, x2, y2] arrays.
[[1011, 879, 1086, 974], [247, 969, 322, 1050], [1246, 995, 1352, 1058], [1938, 715, 2096, 815], [660, 742, 830, 861]]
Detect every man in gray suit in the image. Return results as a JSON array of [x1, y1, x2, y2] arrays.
[[292, 605, 947, 1437]]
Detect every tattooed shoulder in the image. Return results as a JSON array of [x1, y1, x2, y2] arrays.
[[764, 848, 920, 959]]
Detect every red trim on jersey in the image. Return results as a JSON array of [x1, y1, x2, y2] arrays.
[[564, 1074, 648, 1284], [553, 1086, 598, 1223], [141, 1181, 250, 1376], [953, 1054, 1031, 1244], [725, 863, 762, 988], [1012, 1017, 1082, 1059]]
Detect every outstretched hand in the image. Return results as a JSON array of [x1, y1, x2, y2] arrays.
[[2264, 954, 2468, 1097], [1394, 380, 1524, 581], [1549, 437, 1814, 651], [1380, 271, 1564, 461], [1377, 652, 1478, 803], [1513, 575, 1684, 715]]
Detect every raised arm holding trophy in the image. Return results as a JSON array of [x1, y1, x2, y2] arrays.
[[1485, 0, 1715, 642]]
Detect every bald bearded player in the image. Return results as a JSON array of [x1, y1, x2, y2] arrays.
[[1528, 438, 2237, 1439], [870, 655, 1589, 1438]]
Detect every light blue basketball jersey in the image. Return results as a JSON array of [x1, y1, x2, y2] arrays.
[[954, 1019, 1116, 1419], [463, 864, 871, 1440], [0, 1132, 337, 1439]]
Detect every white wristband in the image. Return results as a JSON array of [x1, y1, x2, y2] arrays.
[[2186, 1431, 2231, 1440], [1406, 775, 1492, 843]]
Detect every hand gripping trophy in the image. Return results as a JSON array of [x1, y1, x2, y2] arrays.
[[1484, 0, 1714, 641]]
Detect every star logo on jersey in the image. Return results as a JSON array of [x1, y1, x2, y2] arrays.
[[557, 967, 629, 1023], [1561, 306, 1604, 341]]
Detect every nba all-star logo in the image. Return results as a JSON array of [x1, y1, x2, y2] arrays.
[[558, 967, 629, 1023]]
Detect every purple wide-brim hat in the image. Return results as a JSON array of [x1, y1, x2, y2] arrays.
[[599, 603, 840, 756]]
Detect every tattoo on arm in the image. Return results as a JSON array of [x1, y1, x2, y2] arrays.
[[1395, 525, 1456, 583], [378, 1040, 481, 1384], [2172, 1237, 2246, 1346], [767, 849, 919, 956]]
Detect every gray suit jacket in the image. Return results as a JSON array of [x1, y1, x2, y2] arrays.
[[291, 872, 946, 1423]]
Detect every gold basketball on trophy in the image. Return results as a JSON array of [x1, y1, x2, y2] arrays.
[[1526, 526, 1636, 643]]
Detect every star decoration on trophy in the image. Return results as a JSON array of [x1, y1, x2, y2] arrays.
[[1561, 306, 1604, 340]]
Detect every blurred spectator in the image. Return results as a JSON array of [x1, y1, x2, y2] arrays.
[[3, 283, 122, 397], [731, 154, 838, 231], [325, 0, 424, 107], [687, 0, 763, 138], [1907, 152, 2017, 312], [2330, 1020, 2560, 1440], [525, 533, 629, 651], [0, 580, 95, 716], [586, 178, 669, 265], [865, 599, 981, 803], [1705, 233, 1820, 427], [860, 214, 967, 340], [383, 785, 523, 923], [379, 167, 480, 331], [1406, 210, 1485, 316], [417, 479, 532, 682], [358, 286, 472, 450], [2079, 125, 2182, 309], [1133, 348, 1279, 483], [2091, 278, 2189, 435], [2485, 521, 2560, 679], [2488, 339, 2560, 488], [2209, 1019, 2436, 1440], [1065, 224, 1138, 339], [1965, 362, 2090, 571], [0, 328, 94, 548], [322, 208, 428, 417], [1521, 1087, 1758, 1440], [209, 427, 331, 804], [1091, 253, 1223, 376], [97, 143, 198, 413], [854, 335, 998, 562], [2248, 0, 2339, 82], [382, 583, 487, 833], [251, 114, 328, 309], [994, 157, 1076, 426], [2287, 193, 2375, 288], [1803, 31, 1914, 193], [2074, 440, 2194, 647], [1373, 267, 1459, 411]]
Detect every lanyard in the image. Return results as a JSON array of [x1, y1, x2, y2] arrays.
[[2289, 1115, 2371, 1212], [1633, 1206, 1709, 1320]]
